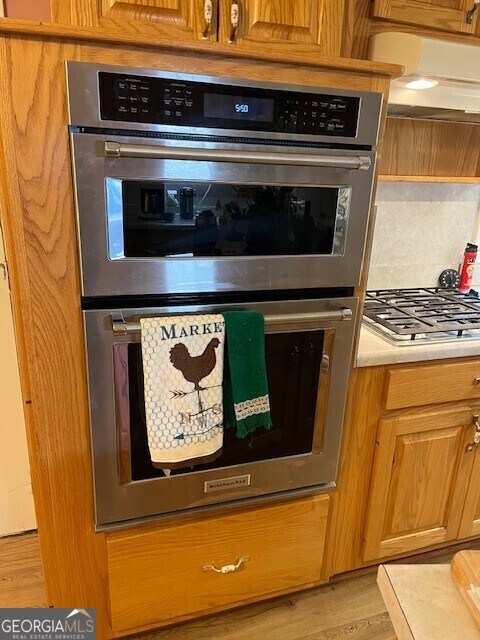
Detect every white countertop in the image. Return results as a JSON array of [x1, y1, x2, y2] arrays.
[[356, 324, 480, 367]]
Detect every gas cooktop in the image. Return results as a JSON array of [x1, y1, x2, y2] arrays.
[[364, 288, 480, 345]]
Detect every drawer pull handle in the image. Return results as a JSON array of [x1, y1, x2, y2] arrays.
[[467, 414, 480, 451], [474, 377, 480, 385], [203, 555, 250, 574]]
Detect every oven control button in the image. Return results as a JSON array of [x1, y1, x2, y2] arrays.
[[329, 100, 347, 111], [163, 109, 172, 118], [174, 109, 184, 118], [326, 119, 345, 132]]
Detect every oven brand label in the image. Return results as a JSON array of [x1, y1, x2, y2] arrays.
[[204, 475, 251, 492]]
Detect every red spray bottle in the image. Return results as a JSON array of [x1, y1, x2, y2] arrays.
[[458, 243, 478, 294]]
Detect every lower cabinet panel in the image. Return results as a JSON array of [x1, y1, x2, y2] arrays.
[[106, 494, 329, 634], [363, 407, 476, 561]]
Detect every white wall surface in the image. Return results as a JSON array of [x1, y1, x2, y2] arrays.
[[0, 224, 36, 536], [368, 182, 480, 290]]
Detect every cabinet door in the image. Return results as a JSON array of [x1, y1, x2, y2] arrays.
[[372, 0, 479, 35], [52, 0, 218, 41], [459, 418, 480, 538], [219, 0, 346, 57], [363, 408, 476, 561]]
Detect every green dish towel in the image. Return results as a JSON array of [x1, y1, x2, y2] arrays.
[[222, 311, 272, 439]]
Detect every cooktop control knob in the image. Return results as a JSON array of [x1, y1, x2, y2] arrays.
[[439, 269, 460, 289]]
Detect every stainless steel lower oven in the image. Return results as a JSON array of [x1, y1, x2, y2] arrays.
[[85, 295, 356, 527]]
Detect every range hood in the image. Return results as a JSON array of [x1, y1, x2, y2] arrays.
[[370, 32, 480, 124]]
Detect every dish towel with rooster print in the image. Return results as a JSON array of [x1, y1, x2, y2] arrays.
[[222, 311, 272, 439], [140, 315, 225, 466]]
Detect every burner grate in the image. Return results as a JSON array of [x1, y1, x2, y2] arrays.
[[364, 288, 480, 343]]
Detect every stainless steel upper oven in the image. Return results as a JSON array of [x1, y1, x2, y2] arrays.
[[67, 62, 381, 298]]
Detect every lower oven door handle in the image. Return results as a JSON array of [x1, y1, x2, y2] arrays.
[[111, 308, 353, 335], [104, 141, 372, 171]]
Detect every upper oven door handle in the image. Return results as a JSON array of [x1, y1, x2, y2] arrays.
[[104, 141, 372, 171], [111, 308, 353, 335]]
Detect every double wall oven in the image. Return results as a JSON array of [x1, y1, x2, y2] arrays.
[[67, 62, 382, 528]]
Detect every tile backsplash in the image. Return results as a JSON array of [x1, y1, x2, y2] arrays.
[[367, 182, 480, 290]]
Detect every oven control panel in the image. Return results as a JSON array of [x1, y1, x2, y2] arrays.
[[98, 72, 361, 138]]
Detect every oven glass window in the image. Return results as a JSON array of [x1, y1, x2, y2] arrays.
[[110, 180, 351, 259], [115, 329, 326, 482]]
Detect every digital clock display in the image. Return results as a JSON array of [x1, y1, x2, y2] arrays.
[[204, 93, 275, 122]]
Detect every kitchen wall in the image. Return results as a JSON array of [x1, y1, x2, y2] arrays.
[[4, 0, 50, 21], [0, 225, 36, 536], [367, 182, 480, 290]]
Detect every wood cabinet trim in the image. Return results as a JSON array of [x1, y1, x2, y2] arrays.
[[0, 17, 403, 76]]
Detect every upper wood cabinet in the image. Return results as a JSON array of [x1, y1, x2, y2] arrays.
[[219, 0, 345, 56], [218, 0, 345, 56], [51, 0, 219, 41], [363, 407, 477, 561], [372, 0, 479, 35], [51, 0, 346, 57]]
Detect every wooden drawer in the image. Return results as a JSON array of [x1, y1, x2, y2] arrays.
[[106, 494, 329, 634], [383, 360, 480, 410]]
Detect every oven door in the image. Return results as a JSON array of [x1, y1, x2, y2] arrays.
[[84, 296, 357, 528], [71, 132, 376, 297]]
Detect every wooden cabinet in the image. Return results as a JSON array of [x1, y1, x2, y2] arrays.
[[51, 0, 346, 57], [106, 494, 330, 634], [459, 434, 480, 538], [218, 0, 346, 56], [383, 359, 480, 410], [363, 406, 477, 560], [98, 0, 215, 40], [52, 0, 219, 40], [328, 357, 480, 578], [372, 0, 479, 35]]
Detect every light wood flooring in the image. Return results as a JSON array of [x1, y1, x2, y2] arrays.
[[1, 532, 480, 639]]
